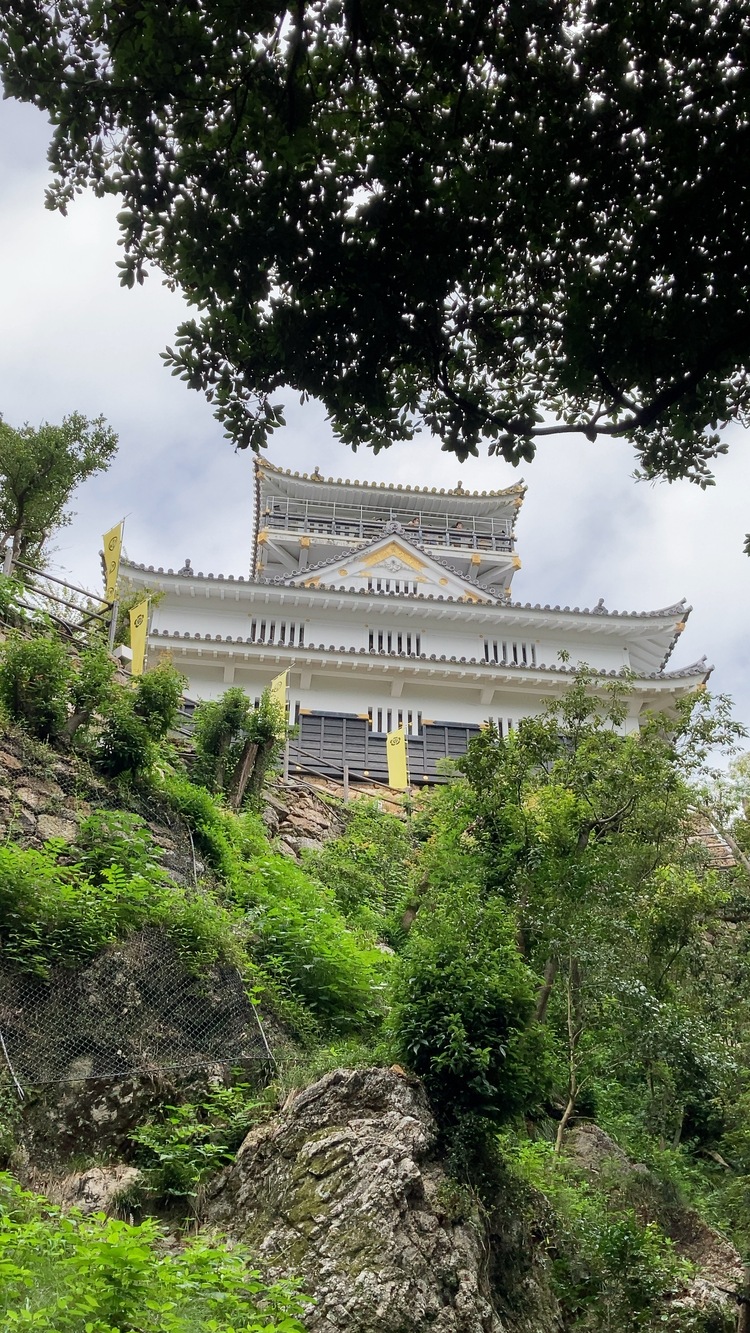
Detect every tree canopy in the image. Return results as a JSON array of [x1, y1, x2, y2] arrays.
[[0, 4, 748, 498], [0, 413, 118, 570]]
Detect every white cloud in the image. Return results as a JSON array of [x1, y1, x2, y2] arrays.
[[0, 98, 748, 735]]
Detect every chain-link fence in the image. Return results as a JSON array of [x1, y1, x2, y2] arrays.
[[0, 929, 272, 1093]]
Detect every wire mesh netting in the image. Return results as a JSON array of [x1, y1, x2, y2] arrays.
[[0, 929, 271, 1087]]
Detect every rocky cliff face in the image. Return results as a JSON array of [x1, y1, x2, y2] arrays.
[[206, 1066, 560, 1333], [205, 1068, 744, 1333], [1, 734, 743, 1332]]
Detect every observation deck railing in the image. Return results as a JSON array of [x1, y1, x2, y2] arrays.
[[262, 510, 513, 553]]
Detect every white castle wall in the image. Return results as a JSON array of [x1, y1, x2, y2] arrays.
[[150, 598, 630, 674]]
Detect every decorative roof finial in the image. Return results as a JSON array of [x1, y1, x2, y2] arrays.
[[592, 597, 607, 614], [455, 479, 464, 493], [178, 557, 193, 576], [311, 466, 322, 480]]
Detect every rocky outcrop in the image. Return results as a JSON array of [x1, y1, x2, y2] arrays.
[[0, 730, 346, 868], [206, 1066, 558, 1333], [16, 1162, 143, 1216], [566, 1123, 743, 1317]]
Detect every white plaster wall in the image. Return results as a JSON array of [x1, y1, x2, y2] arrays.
[[534, 635, 630, 671], [150, 586, 639, 675], [154, 652, 565, 733], [151, 637, 675, 743]]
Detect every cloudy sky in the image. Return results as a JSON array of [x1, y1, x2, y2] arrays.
[[1, 94, 748, 735]]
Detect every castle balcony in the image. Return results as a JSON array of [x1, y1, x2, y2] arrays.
[[262, 498, 514, 554]]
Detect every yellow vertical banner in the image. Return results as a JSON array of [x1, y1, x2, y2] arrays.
[[102, 521, 123, 603], [129, 599, 149, 677], [386, 726, 409, 790], [269, 669, 289, 716]]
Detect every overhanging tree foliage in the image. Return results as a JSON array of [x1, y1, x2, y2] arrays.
[[1, 2, 748, 506]]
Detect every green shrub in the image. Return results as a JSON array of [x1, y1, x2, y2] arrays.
[[0, 840, 239, 975], [68, 640, 116, 724], [0, 631, 120, 749], [72, 809, 163, 883], [94, 694, 155, 778], [231, 854, 389, 1033], [87, 662, 184, 780], [0, 573, 24, 622], [0, 633, 72, 740], [301, 801, 413, 932], [193, 686, 255, 792], [0, 1171, 306, 1332], [0, 1080, 21, 1167], [134, 660, 186, 739], [710, 1088, 750, 1255], [389, 885, 547, 1127], [130, 1083, 268, 1211], [156, 776, 391, 1032], [192, 686, 286, 809], [159, 772, 240, 878], [500, 1137, 715, 1332]]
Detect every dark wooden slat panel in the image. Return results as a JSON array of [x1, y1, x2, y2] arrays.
[[290, 712, 479, 785]]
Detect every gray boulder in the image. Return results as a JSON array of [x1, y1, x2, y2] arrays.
[[206, 1066, 514, 1333]]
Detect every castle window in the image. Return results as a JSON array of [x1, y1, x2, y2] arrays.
[[369, 631, 421, 654], [369, 708, 421, 735], [484, 639, 536, 666], [249, 619, 304, 646], [368, 577, 419, 594]]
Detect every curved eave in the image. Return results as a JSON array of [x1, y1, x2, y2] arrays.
[[659, 602, 692, 670], [121, 560, 690, 638]]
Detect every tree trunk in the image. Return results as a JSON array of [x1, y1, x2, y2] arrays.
[[10, 526, 23, 570], [534, 957, 558, 1024], [244, 737, 279, 807], [228, 740, 258, 810], [215, 733, 231, 794], [60, 709, 89, 746], [554, 957, 583, 1154], [555, 1093, 577, 1154], [738, 1265, 750, 1333]]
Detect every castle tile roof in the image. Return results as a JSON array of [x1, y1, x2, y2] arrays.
[[256, 457, 525, 501], [123, 557, 688, 623]]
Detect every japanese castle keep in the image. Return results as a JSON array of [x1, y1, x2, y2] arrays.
[[122, 459, 709, 785]]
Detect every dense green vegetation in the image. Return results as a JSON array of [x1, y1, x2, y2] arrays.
[[1, 622, 750, 1330], [192, 686, 286, 810], [0, 1173, 306, 1332], [0, 633, 184, 772]]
